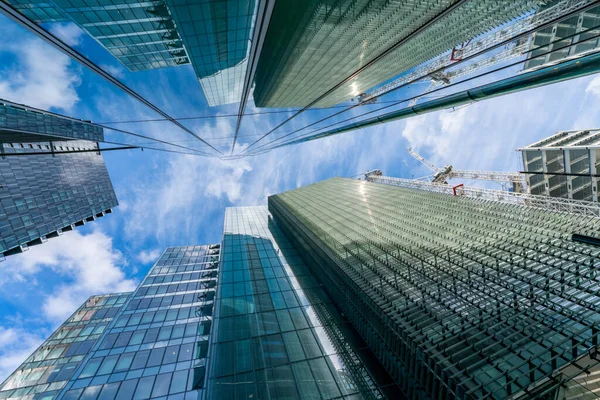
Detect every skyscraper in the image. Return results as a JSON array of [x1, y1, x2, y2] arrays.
[[4, 178, 600, 399], [0, 101, 118, 258], [268, 177, 600, 398], [0, 245, 219, 400], [0, 213, 402, 399], [4, 0, 256, 106], [253, 0, 551, 108], [207, 206, 400, 399], [519, 129, 599, 202]]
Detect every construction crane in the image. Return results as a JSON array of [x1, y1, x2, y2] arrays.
[[408, 148, 526, 193], [363, 172, 600, 218], [359, 0, 596, 104]]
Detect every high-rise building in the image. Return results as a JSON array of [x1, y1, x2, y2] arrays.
[[253, 1, 551, 108], [523, 4, 600, 71], [207, 206, 400, 399], [0, 213, 403, 400], [4, 178, 600, 399], [519, 129, 599, 203], [0, 245, 220, 400], [4, 0, 255, 106], [0, 102, 118, 258], [268, 177, 600, 399]]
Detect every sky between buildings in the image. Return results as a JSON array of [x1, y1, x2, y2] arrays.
[[1, 15, 600, 381]]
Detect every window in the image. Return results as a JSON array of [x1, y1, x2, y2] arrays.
[[133, 376, 154, 400]]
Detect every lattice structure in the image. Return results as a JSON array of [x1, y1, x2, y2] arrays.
[[519, 129, 600, 203], [269, 177, 600, 399], [367, 174, 600, 218], [362, 0, 598, 103], [254, 0, 549, 108]]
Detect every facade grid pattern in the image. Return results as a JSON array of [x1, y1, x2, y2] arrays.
[[0, 293, 131, 400], [207, 206, 391, 399], [5, 0, 190, 72], [520, 129, 599, 203], [0, 245, 220, 400], [0, 139, 118, 257], [253, 0, 548, 108], [269, 178, 600, 399], [57, 245, 220, 400], [0, 103, 104, 143], [165, 0, 255, 106]]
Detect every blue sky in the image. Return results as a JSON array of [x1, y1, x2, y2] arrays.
[[1, 14, 600, 381]]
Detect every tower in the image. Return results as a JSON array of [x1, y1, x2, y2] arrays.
[[0, 101, 118, 258]]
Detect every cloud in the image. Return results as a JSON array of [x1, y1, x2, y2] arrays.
[[0, 323, 46, 383], [585, 75, 600, 98], [0, 28, 81, 111], [137, 249, 161, 264], [48, 22, 84, 47], [0, 230, 137, 323], [100, 64, 126, 80]]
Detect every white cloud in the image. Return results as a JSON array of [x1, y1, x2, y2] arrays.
[[48, 23, 84, 47], [137, 249, 161, 264], [0, 324, 46, 383], [100, 64, 126, 80], [0, 230, 137, 323], [0, 34, 81, 111], [585, 75, 600, 98]]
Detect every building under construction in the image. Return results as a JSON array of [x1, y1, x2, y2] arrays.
[[520, 129, 600, 203]]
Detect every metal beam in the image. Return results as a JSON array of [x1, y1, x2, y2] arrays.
[[267, 51, 600, 151], [366, 174, 600, 218]]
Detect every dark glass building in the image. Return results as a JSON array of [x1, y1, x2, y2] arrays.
[[268, 177, 600, 399], [0, 102, 118, 258]]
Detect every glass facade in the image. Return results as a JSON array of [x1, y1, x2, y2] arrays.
[[253, 0, 548, 108], [209, 206, 397, 399], [0, 293, 131, 399], [0, 138, 118, 258], [5, 0, 189, 72], [0, 245, 220, 400], [165, 0, 256, 106], [0, 102, 104, 143], [5, 0, 255, 106], [269, 177, 600, 399]]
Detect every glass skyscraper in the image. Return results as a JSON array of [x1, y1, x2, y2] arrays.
[[253, 0, 551, 108], [268, 177, 600, 398], [208, 206, 399, 399], [0, 245, 220, 400], [4, 0, 255, 106], [4, 179, 600, 399], [0, 102, 118, 258]]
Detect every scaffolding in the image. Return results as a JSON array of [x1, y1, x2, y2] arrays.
[[365, 173, 600, 219]]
